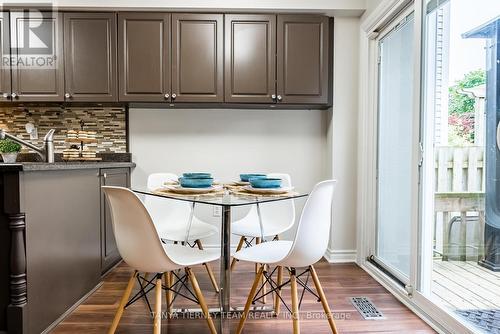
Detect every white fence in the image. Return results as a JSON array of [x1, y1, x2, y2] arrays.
[[434, 146, 485, 261]]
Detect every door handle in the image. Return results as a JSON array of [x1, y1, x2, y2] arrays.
[[497, 121, 500, 151]]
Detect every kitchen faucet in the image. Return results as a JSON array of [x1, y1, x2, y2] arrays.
[[0, 129, 55, 163]]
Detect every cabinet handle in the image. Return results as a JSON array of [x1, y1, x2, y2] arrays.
[[271, 94, 276, 101], [164, 93, 170, 99], [2, 92, 10, 99], [65, 93, 71, 99], [277, 95, 282, 101], [103, 173, 107, 179], [171, 93, 176, 100], [11, 92, 17, 99]]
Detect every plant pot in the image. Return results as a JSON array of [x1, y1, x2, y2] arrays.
[[1, 152, 18, 163]]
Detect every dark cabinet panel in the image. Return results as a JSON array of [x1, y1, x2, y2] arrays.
[[64, 13, 117, 102], [224, 14, 276, 103], [0, 13, 10, 102], [100, 168, 129, 273], [277, 15, 329, 104], [172, 13, 223, 102], [10, 11, 64, 102], [118, 13, 171, 102]]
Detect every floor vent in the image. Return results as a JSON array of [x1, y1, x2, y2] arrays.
[[350, 297, 385, 320], [456, 309, 500, 333]]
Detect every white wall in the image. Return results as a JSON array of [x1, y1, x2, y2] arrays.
[[129, 108, 329, 247], [324, 17, 360, 263], [126, 13, 363, 261]]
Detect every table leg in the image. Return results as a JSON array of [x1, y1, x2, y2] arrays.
[[220, 205, 231, 332]]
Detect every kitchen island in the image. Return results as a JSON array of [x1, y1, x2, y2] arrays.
[[0, 161, 135, 334]]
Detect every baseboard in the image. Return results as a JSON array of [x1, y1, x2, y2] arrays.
[[323, 248, 357, 263], [41, 281, 103, 334]]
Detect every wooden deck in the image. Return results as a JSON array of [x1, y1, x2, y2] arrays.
[[432, 260, 500, 310]]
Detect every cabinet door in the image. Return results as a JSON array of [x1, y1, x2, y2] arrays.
[[100, 168, 129, 273], [224, 14, 276, 103], [0, 12, 10, 101], [10, 11, 64, 102], [277, 15, 329, 104], [172, 13, 223, 102], [64, 13, 117, 102], [118, 13, 171, 102]]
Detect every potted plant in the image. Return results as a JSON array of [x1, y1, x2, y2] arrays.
[[0, 139, 22, 163]]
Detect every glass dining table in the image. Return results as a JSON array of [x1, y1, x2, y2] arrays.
[[133, 186, 307, 331]]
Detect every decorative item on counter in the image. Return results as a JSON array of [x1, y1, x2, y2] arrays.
[[63, 146, 80, 160], [81, 147, 97, 159], [87, 131, 97, 140], [0, 139, 22, 163], [67, 130, 78, 139], [78, 130, 88, 140], [64, 122, 101, 161]]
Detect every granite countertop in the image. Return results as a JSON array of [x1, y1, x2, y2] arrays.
[[0, 153, 135, 171], [0, 161, 136, 171]]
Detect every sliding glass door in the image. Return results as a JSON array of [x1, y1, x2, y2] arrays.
[[375, 11, 415, 281], [419, 0, 500, 332]]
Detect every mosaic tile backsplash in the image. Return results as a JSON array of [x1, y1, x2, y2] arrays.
[[0, 107, 127, 153]]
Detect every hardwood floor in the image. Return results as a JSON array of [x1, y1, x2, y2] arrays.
[[52, 260, 435, 333]]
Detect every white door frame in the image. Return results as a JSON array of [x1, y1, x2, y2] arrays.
[[357, 1, 482, 333]]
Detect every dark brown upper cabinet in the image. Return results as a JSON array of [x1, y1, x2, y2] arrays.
[[10, 11, 64, 102], [171, 13, 223, 103], [64, 13, 117, 102], [0, 12, 11, 102], [224, 14, 276, 103], [277, 15, 329, 104], [118, 13, 171, 102]]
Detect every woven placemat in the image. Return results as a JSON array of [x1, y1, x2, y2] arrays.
[[230, 189, 299, 198], [153, 188, 225, 198]]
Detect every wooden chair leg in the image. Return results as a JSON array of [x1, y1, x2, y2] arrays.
[[310, 266, 338, 334], [154, 275, 162, 334], [274, 266, 283, 316], [290, 269, 300, 334], [108, 270, 138, 334], [231, 236, 246, 270], [186, 267, 217, 334], [195, 240, 220, 293], [254, 237, 266, 303], [236, 265, 265, 334], [164, 272, 173, 318]]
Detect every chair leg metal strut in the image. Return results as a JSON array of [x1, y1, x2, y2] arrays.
[[236, 265, 339, 334]]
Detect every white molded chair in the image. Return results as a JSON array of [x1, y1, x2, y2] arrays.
[[234, 180, 338, 334], [231, 173, 295, 270], [146, 173, 219, 292], [102, 186, 218, 334]]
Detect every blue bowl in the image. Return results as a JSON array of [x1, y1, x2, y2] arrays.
[[179, 177, 214, 188], [240, 173, 267, 182], [249, 177, 282, 189], [183, 172, 212, 178]]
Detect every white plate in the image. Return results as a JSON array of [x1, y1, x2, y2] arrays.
[[242, 185, 294, 195], [161, 184, 223, 194]]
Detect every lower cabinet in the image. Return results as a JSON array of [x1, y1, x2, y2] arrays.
[[100, 168, 130, 273]]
